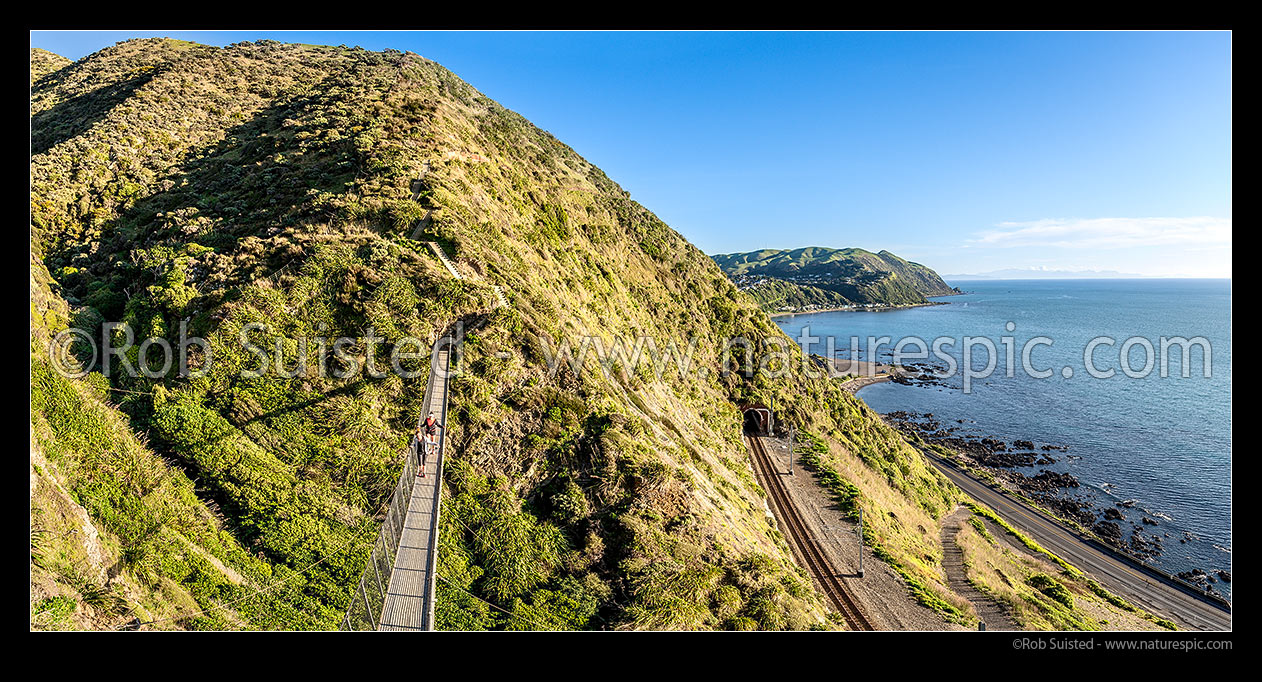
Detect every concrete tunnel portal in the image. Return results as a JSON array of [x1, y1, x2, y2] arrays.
[[740, 403, 773, 436]]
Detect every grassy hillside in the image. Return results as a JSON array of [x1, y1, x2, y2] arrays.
[[30, 48, 71, 85], [31, 255, 328, 630], [734, 278, 853, 314], [713, 246, 957, 312], [31, 38, 1070, 631]]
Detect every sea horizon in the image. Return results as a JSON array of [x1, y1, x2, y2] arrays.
[[777, 277, 1232, 598]]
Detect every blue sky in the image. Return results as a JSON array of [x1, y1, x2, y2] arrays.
[[31, 31, 1231, 277]]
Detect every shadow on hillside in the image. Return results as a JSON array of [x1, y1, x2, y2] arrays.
[[31, 70, 162, 156], [228, 378, 367, 429], [59, 72, 360, 293], [90, 66, 437, 444]]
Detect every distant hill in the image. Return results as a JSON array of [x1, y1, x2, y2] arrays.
[[29, 48, 70, 85], [712, 247, 957, 313]]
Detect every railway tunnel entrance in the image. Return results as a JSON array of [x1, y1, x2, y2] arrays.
[[740, 403, 772, 436]]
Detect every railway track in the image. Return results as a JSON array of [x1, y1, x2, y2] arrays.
[[747, 435, 876, 631]]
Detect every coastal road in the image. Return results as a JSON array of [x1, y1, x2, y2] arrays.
[[917, 447, 1231, 631]]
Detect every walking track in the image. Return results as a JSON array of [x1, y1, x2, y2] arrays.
[[919, 446, 1231, 631], [940, 506, 1017, 630]]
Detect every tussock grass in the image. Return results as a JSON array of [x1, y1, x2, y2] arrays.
[[956, 511, 1172, 631], [31, 38, 996, 630]]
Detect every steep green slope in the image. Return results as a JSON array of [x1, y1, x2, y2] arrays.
[[31, 255, 326, 630], [32, 38, 970, 630], [713, 246, 957, 312]]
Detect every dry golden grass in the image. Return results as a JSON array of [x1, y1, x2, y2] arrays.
[[955, 513, 1163, 631]]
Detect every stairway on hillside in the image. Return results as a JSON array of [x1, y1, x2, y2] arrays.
[[425, 241, 513, 310], [425, 241, 462, 280]]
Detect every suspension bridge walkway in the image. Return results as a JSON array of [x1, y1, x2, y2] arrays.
[[341, 237, 512, 631], [341, 336, 453, 631]]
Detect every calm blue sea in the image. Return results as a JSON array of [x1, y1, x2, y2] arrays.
[[775, 279, 1231, 592]]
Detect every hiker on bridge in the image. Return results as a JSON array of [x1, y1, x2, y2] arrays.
[[416, 412, 444, 478]]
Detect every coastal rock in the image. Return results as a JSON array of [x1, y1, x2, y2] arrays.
[[1177, 569, 1214, 588], [881, 409, 1181, 572], [977, 450, 1037, 467], [1029, 470, 1079, 491], [1093, 521, 1123, 544], [1029, 493, 1096, 526], [1128, 530, 1163, 560]]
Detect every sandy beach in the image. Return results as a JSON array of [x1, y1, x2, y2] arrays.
[[826, 358, 905, 394]]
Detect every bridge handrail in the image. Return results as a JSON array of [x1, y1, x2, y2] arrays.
[[340, 332, 455, 631], [423, 336, 454, 629]]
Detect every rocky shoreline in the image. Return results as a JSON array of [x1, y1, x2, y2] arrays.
[[883, 410, 1230, 600]]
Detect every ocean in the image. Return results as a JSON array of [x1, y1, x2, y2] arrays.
[[774, 279, 1232, 596]]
